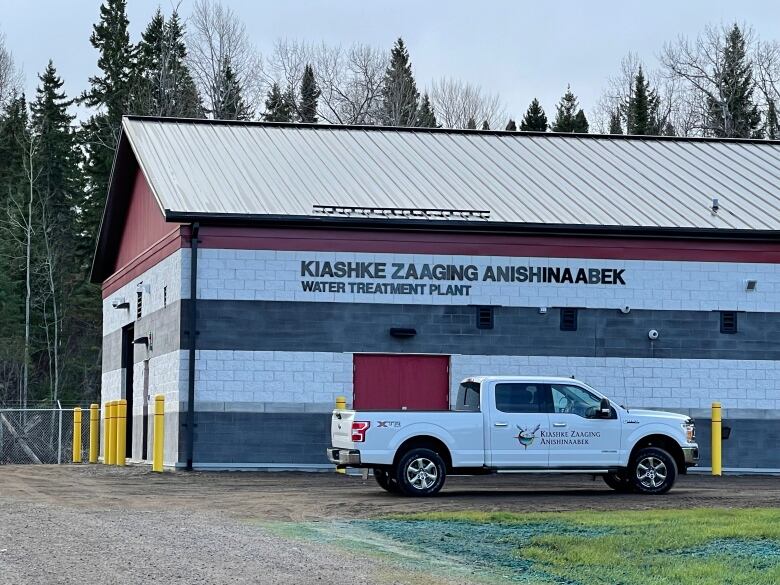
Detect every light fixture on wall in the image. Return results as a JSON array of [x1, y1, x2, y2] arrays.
[[133, 332, 153, 351], [389, 327, 416, 338], [745, 279, 758, 292], [538, 307, 548, 314], [111, 297, 130, 310]]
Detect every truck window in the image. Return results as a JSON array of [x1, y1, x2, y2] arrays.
[[495, 383, 547, 413], [454, 382, 481, 411], [550, 384, 609, 418]]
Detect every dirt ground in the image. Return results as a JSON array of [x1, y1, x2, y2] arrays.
[[2, 465, 779, 520], [1, 466, 779, 585]]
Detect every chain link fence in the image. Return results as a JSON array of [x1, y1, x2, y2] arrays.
[[0, 407, 91, 464]]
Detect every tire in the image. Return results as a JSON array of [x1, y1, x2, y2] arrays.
[[603, 471, 636, 493], [394, 448, 447, 497], [630, 447, 677, 494], [374, 468, 401, 494]]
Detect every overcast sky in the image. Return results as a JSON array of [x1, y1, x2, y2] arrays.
[[3, 0, 780, 123]]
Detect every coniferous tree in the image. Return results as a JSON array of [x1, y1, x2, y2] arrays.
[[552, 86, 579, 132], [466, 117, 476, 129], [573, 109, 589, 133], [608, 109, 623, 134], [298, 64, 320, 123], [263, 83, 293, 122], [520, 98, 548, 131], [214, 56, 252, 120], [416, 93, 437, 127], [706, 24, 761, 138], [481, 120, 490, 130], [663, 120, 676, 136], [381, 38, 419, 126], [624, 66, 662, 135], [767, 101, 779, 140], [505, 119, 517, 131]]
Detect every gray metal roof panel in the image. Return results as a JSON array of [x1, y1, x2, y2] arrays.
[[121, 117, 780, 231]]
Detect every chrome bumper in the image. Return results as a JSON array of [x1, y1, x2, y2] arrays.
[[326, 447, 361, 466], [682, 446, 699, 466]]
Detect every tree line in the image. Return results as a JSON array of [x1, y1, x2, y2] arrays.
[[0, 0, 776, 406]]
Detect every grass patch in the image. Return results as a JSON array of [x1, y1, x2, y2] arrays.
[[364, 508, 780, 584]]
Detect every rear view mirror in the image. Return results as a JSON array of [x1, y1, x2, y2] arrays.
[[599, 398, 612, 418]]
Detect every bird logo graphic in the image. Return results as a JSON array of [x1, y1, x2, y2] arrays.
[[515, 424, 541, 449]]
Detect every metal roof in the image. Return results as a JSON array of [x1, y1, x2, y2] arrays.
[[121, 116, 780, 231]]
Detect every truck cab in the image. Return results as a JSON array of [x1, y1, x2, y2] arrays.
[[328, 376, 698, 496]]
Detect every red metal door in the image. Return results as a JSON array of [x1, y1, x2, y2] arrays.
[[353, 354, 449, 410]]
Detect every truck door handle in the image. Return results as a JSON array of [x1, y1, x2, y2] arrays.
[[552, 422, 567, 428], [494, 422, 508, 427]]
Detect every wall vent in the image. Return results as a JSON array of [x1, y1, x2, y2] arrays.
[[560, 308, 578, 331], [476, 306, 494, 330], [720, 311, 738, 334]]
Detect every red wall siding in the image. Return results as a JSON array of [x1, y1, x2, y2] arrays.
[[353, 354, 450, 410], [112, 169, 176, 273]]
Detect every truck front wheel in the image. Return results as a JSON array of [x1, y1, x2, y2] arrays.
[[630, 447, 677, 494], [395, 448, 446, 497]]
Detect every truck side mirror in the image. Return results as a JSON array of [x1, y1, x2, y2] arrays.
[[599, 398, 612, 418]]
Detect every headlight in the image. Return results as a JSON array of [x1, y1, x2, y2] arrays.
[[682, 422, 695, 443]]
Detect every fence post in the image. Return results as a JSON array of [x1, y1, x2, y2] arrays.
[[153, 395, 164, 472], [72, 407, 82, 463], [89, 404, 99, 463], [116, 399, 127, 467], [57, 400, 63, 464]]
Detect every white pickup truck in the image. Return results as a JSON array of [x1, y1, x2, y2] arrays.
[[328, 376, 698, 497]]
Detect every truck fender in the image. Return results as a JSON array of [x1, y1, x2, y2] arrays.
[[622, 424, 686, 467], [387, 422, 456, 458]]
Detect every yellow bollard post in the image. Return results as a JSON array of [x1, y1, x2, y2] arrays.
[[89, 403, 99, 464], [335, 396, 347, 474], [116, 399, 127, 467], [152, 395, 165, 472], [108, 400, 118, 465], [72, 407, 82, 464], [712, 402, 722, 476], [102, 402, 110, 464]]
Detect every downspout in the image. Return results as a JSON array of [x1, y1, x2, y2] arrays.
[[185, 222, 200, 470]]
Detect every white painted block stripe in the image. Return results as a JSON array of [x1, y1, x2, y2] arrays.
[[197, 249, 780, 313]]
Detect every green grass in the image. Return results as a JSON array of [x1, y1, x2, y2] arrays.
[[367, 508, 780, 585]]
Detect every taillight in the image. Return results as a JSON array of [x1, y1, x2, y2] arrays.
[[351, 421, 370, 442]]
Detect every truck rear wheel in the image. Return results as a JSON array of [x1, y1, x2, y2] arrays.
[[374, 469, 401, 494], [395, 448, 446, 497], [630, 447, 677, 494]]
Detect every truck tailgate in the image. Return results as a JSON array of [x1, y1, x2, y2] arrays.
[[331, 409, 356, 449]]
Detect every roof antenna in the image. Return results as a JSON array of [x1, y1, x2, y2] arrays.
[[711, 197, 719, 214]]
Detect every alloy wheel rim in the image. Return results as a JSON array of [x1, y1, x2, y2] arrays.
[[406, 457, 438, 490], [636, 456, 668, 488]]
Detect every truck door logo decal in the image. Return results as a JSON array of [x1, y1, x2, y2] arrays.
[[515, 424, 541, 449]]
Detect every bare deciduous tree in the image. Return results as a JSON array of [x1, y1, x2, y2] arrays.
[[429, 77, 506, 129], [0, 31, 22, 107], [660, 23, 760, 137], [186, 0, 262, 118]]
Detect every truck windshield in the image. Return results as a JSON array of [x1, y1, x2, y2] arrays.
[[454, 381, 480, 412]]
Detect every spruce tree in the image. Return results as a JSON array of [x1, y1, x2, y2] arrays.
[[608, 109, 623, 134], [706, 24, 761, 138], [214, 57, 252, 120], [263, 83, 293, 122], [505, 119, 517, 131], [552, 86, 583, 132], [573, 109, 589, 133], [466, 117, 477, 129], [481, 120, 490, 130], [767, 101, 779, 140], [298, 64, 320, 123], [381, 38, 419, 126], [520, 98, 548, 131], [415, 93, 437, 127]]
